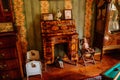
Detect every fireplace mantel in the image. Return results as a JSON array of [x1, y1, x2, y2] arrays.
[[41, 20, 78, 64]]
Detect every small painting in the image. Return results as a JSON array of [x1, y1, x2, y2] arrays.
[[42, 13, 53, 21], [64, 9, 72, 19]]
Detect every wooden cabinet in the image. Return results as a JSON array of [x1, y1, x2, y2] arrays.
[[0, 32, 22, 80], [0, 0, 13, 22], [0, 0, 23, 79], [93, 0, 120, 59], [103, 1, 120, 51], [41, 20, 78, 64], [93, 0, 109, 60]]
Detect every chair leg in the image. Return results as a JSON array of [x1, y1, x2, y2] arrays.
[[82, 55, 87, 66], [91, 54, 96, 64]]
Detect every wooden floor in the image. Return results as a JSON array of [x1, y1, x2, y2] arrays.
[[26, 50, 120, 80]]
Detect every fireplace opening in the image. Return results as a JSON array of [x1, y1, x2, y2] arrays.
[[54, 43, 68, 60]]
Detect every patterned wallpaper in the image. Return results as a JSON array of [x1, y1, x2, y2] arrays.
[[40, 0, 72, 14], [65, 0, 72, 9], [13, 0, 93, 53], [40, 0, 49, 13], [13, 0, 27, 54], [84, 0, 94, 43]]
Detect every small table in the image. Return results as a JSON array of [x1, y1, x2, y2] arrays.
[[102, 63, 120, 80]]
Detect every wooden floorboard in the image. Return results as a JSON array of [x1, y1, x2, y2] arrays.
[[24, 51, 120, 80]]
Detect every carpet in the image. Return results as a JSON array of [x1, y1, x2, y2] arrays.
[[84, 76, 102, 80]]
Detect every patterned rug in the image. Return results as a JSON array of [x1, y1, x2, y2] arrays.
[[85, 76, 102, 80]]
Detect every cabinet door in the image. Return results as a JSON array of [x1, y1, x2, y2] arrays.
[[93, 0, 109, 60], [93, 0, 109, 49]]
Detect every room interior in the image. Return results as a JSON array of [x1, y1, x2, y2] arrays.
[[0, 0, 120, 80]]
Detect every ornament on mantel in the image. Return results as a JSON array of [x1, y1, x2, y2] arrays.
[[56, 8, 62, 21]]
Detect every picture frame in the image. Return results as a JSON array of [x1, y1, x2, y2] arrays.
[[64, 9, 72, 19], [41, 13, 53, 21]]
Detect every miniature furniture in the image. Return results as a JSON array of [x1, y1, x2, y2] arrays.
[[93, 0, 110, 61], [93, 0, 120, 61], [41, 20, 78, 65], [102, 63, 120, 80], [103, 1, 120, 53], [79, 38, 95, 66], [0, 32, 22, 80], [0, 0, 23, 79], [26, 50, 42, 80], [0, 0, 13, 22]]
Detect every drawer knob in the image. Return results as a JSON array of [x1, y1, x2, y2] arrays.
[[0, 54, 5, 58], [0, 64, 7, 69], [0, 65, 3, 69], [0, 42, 3, 45], [2, 74, 9, 79], [3, 64, 7, 67]]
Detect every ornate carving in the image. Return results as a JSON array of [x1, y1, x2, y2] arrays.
[[41, 20, 78, 64]]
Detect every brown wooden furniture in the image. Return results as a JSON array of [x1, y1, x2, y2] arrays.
[[79, 38, 95, 66], [41, 20, 78, 65], [103, 1, 120, 53], [0, 32, 22, 80], [0, 0, 23, 79], [0, 0, 13, 22], [93, 0, 120, 60], [93, 0, 110, 61]]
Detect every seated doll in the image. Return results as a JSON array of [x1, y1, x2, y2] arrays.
[[82, 37, 95, 54]]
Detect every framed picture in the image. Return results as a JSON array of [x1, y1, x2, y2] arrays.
[[41, 13, 53, 21], [64, 9, 72, 19]]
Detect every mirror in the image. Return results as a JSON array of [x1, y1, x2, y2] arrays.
[[108, 0, 120, 34]]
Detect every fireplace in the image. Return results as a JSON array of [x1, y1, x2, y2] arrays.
[[54, 43, 68, 58], [41, 20, 78, 64]]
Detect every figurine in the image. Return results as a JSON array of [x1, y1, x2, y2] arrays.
[[56, 8, 62, 21], [55, 56, 64, 68]]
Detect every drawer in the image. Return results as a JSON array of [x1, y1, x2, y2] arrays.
[[0, 36, 16, 48], [0, 69, 21, 80], [0, 48, 17, 60], [0, 59, 19, 70]]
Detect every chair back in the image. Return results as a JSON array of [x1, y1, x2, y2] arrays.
[[27, 50, 40, 61]]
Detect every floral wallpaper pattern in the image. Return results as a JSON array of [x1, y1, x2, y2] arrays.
[[84, 0, 93, 39], [65, 0, 72, 9], [13, 0, 27, 54], [40, 0, 72, 13], [40, 0, 49, 13]]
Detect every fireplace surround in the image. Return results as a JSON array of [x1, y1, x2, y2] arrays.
[[41, 20, 78, 64]]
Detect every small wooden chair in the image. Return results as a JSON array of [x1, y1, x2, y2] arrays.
[[78, 38, 96, 66], [26, 50, 42, 80]]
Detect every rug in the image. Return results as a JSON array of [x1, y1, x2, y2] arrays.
[[84, 76, 102, 80]]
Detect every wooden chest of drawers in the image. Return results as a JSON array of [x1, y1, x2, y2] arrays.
[[0, 32, 22, 80]]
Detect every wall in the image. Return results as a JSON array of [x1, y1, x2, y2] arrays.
[[23, 0, 86, 52]]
